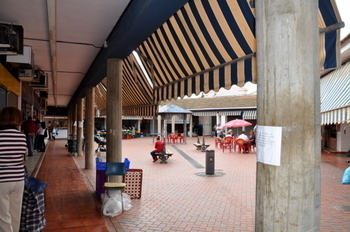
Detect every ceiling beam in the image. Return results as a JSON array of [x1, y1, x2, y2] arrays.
[[47, 0, 58, 106]]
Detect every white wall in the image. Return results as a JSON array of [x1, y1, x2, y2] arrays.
[[199, 116, 212, 136], [338, 123, 350, 152]]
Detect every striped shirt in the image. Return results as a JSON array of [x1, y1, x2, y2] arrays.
[[0, 128, 27, 183]]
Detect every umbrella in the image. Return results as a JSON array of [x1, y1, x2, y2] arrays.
[[222, 119, 252, 128], [222, 119, 252, 135]]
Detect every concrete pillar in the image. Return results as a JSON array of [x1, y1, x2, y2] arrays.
[[171, 115, 175, 133], [221, 115, 226, 134], [183, 114, 187, 144], [67, 106, 71, 138], [255, 0, 320, 231], [85, 86, 95, 169], [72, 102, 77, 139], [189, 115, 193, 137], [77, 98, 84, 156], [106, 59, 123, 183], [157, 115, 162, 134], [138, 119, 141, 134], [163, 119, 167, 137]]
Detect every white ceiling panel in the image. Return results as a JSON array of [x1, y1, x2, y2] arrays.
[[56, 43, 99, 73], [0, 0, 130, 108]]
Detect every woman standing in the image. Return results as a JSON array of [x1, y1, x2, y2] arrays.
[[0, 107, 27, 232], [37, 122, 46, 152]]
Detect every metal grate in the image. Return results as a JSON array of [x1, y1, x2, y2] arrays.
[[333, 205, 350, 212]]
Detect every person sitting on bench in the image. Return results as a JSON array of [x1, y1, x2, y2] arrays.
[[150, 136, 164, 162]]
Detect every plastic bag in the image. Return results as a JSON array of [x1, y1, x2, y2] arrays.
[[25, 174, 48, 193], [342, 166, 350, 184], [102, 190, 132, 217]]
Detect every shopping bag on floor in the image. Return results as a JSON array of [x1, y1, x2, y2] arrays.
[[102, 190, 123, 217], [342, 166, 350, 184], [101, 191, 132, 217]]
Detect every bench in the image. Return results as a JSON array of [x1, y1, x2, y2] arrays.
[[193, 143, 210, 151], [154, 150, 173, 163]]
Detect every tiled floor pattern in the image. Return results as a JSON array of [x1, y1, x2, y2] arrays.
[[35, 137, 350, 232]]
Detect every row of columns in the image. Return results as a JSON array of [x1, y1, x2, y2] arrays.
[[66, 0, 321, 226], [66, 59, 123, 183]]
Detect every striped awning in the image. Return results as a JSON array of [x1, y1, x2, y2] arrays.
[[191, 110, 242, 116], [243, 110, 257, 120], [320, 61, 350, 125], [220, 111, 242, 116], [192, 111, 217, 116], [91, 0, 342, 117], [136, 0, 257, 103], [94, 57, 159, 117]]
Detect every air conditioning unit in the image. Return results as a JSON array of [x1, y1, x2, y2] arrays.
[[6, 45, 34, 69], [18, 68, 34, 81], [31, 69, 44, 83], [30, 72, 47, 88], [0, 23, 24, 55], [39, 91, 48, 99]]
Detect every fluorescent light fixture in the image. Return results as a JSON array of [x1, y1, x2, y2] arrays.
[[132, 51, 153, 88]]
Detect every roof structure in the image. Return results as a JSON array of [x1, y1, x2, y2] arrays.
[[160, 95, 256, 110], [0, 0, 343, 117], [158, 102, 193, 114]]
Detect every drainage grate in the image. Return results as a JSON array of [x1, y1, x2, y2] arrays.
[[171, 145, 204, 168], [333, 205, 350, 212], [195, 172, 225, 177]]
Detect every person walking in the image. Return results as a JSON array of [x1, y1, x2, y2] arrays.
[[0, 107, 27, 232], [37, 122, 47, 152], [34, 119, 41, 151], [48, 121, 53, 140], [21, 116, 36, 156]]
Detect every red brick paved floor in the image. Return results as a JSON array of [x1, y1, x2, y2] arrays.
[[38, 137, 350, 232]]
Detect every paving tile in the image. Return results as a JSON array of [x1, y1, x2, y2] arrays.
[[32, 137, 350, 232]]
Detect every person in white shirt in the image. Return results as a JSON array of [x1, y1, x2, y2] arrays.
[[238, 131, 249, 141], [226, 129, 234, 137], [216, 124, 223, 137]]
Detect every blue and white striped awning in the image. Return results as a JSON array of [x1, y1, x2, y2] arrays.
[[220, 111, 242, 116], [192, 111, 217, 116], [243, 110, 257, 120], [88, 0, 343, 117], [191, 110, 241, 116], [320, 61, 350, 125]]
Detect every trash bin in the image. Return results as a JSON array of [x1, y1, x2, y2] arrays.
[[96, 157, 107, 196], [205, 150, 215, 175], [68, 139, 77, 153]]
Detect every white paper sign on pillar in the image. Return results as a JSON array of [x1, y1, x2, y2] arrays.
[[78, 120, 84, 128], [256, 125, 282, 166]]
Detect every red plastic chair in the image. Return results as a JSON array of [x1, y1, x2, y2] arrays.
[[166, 134, 172, 143], [235, 139, 250, 153], [177, 133, 184, 143], [222, 137, 234, 153], [171, 134, 178, 143], [215, 137, 222, 148]]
